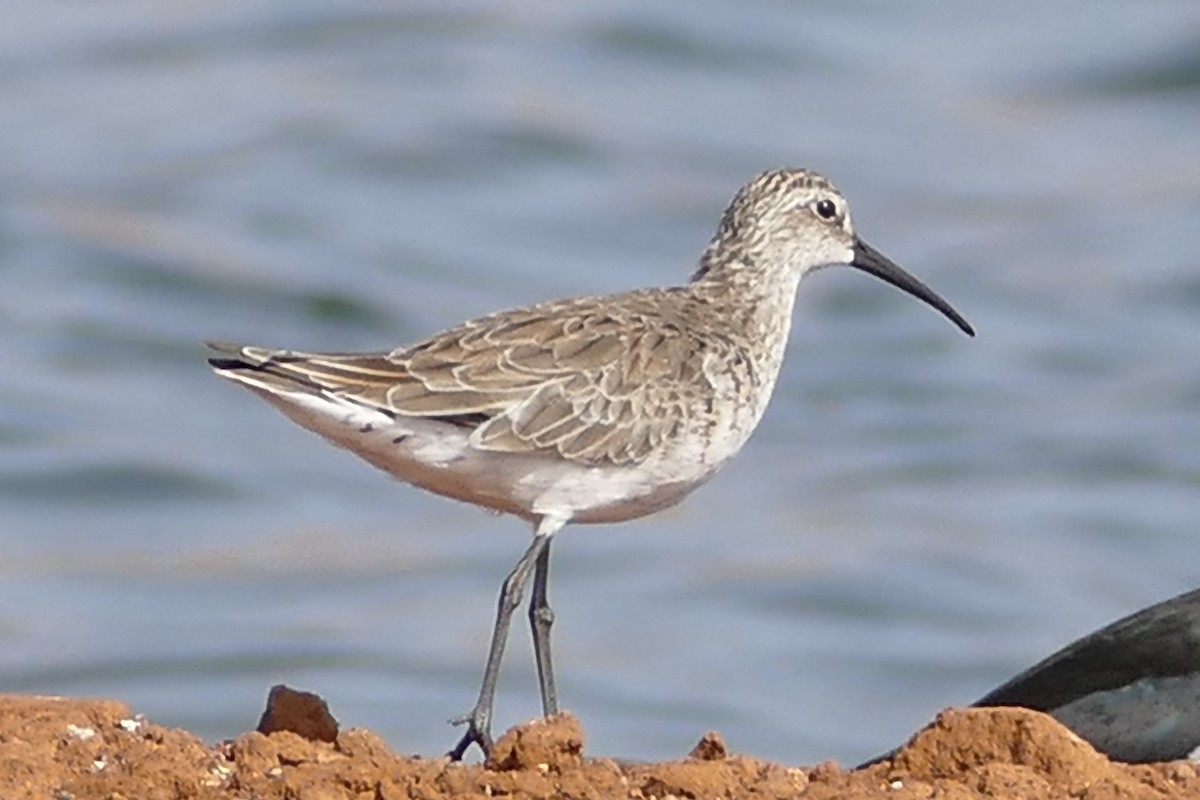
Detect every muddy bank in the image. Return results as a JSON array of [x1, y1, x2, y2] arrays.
[[2, 689, 1197, 799]]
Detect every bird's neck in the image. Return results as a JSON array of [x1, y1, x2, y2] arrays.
[[690, 245, 802, 318], [686, 249, 804, 387]]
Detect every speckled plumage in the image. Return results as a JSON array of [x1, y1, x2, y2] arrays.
[[207, 167, 973, 759]]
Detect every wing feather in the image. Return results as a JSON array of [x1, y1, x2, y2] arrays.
[[209, 289, 745, 465]]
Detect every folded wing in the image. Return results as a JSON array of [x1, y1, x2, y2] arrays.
[[208, 292, 720, 466]]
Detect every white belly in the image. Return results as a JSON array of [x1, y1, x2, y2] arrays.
[[254, 387, 727, 526]]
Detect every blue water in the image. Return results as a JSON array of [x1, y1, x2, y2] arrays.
[[2, 1, 1200, 766]]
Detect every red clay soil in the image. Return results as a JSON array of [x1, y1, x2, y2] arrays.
[[2, 687, 1198, 800]]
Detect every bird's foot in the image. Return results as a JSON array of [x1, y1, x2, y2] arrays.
[[447, 709, 493, 761]]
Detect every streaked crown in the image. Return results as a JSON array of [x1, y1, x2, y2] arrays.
[[693, 168, 856, 283]]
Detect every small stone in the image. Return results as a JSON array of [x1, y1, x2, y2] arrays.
[[687, 731, 728, 761], [66, 724, 95, 741], [256, 684, 339, 743]]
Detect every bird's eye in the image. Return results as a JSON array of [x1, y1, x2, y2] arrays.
[[814, 199, 838, 220]]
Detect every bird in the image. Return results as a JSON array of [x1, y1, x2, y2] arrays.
[[206, 167, 974, 759]]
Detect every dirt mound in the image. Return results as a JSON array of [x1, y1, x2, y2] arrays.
[[2, 690, 1197, 799]]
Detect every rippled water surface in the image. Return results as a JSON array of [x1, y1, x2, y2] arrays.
[[3, 2, 1200, 765]]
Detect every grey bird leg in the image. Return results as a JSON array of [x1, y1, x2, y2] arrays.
[[529, 540, 558, 716], [448, 531, 553, 760]]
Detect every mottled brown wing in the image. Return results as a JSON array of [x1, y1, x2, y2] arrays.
[[219, 292, 717, 466], [388, 294, 711, 464]]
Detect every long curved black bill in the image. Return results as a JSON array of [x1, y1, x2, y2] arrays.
[[851, 237, 974, 336]]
